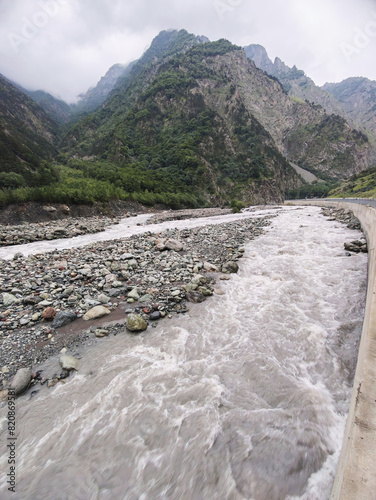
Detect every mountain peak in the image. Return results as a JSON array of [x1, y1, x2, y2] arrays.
[[243, 44, 274, 73]]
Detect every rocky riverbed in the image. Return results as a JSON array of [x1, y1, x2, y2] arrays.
[[320, 206, 362, 230], [146, 207, 232, 224], [0, 207, 234, 247], [0, 213, 273, 395], [0, 205, 366, 398], [0, 214, 124, 247]]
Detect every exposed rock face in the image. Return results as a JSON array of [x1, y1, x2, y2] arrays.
[[73, 63, 129, 115], [245, 44, 376, 170], [323, 77, 376, 144], [244, 44, 349, 120], [0, 74, 59, 190]]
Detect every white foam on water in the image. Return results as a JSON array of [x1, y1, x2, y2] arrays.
[[0, 206, 279, 260], [0, 206, 367, 499]]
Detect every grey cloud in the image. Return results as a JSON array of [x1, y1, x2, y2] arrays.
[[0, 0, 374, 102]]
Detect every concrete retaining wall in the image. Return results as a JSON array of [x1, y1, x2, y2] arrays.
[[286, 200, 376, 499]]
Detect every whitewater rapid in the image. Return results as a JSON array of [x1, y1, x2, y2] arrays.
[[0, 206, 367, 499]]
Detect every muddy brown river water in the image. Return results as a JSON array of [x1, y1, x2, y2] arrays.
[[0, 206, 367, 499]]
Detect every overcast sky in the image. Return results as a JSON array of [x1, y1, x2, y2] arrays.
[[0, 0, 375, 103]]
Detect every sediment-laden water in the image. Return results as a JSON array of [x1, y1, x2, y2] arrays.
[[0, 206, 367, 499]]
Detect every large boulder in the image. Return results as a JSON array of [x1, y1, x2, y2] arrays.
[[60, 355, 78, 371], [2, 293, 19, 307], [83, 306, 111, 321], [185, 291, 206, 303], [222, 261, 239, 273], [10, 368, 32, 395], [127, 288, 140, 301], [42, 307, 57, 321], [126, 314, 148, 332], [203, 262, 219, 272], [165, 239, 183, 251], [51, 311, 77, 328], [43, 206, 57, 213]]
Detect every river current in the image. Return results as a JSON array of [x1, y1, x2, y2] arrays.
[[0, 206, 367, 499]]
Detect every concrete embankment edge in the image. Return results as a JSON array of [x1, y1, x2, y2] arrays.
[[286, 200, 376, 499]]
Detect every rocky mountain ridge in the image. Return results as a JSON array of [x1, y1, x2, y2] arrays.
[[244, 44, 348, 119], [323, 77, 376, 143], [0, 30, 375, 207], [0, 74, 60, 190]]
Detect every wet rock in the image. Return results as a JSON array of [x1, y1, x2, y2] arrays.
[[185, 291, 206, 303], [198, 286, 213, 297], [11, 368, 32, 395], [60, 355, 79, 371], [83, 306, 111, 321], [126, 313, 148, 332], [222, 261, 239, 273], [47, 379, 59, 388], [344, 240, 368, 253], [42, 307, 57, 321], [149, 311, 161, 320], [203, 262, 219, 272], [95, 329, 110, 338], [51, 311, 77, 328]]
